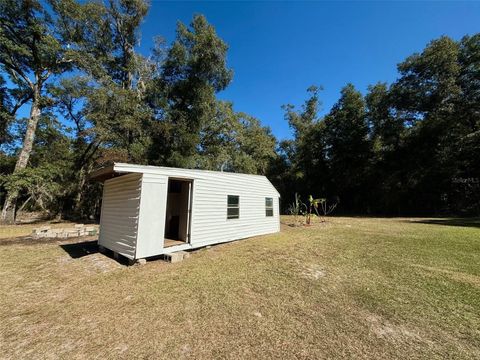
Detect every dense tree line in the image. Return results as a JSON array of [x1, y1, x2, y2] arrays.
[[0, 0, 479, 223], [272, 35, 480, 216]]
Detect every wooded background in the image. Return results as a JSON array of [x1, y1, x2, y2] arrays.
[[1, 0, 479, 223]]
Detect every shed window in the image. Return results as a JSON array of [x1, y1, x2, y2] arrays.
[[265, 197, 274, 217], [227, 195, 239, 219]]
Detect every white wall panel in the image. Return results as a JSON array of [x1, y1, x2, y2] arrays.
[[135, 174, 168, 259], [98, 173, 141, 259]]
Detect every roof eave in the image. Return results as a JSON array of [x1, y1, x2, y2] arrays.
[[88, 164, 116, 182]]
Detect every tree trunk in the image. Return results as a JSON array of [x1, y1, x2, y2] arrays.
[[0, 195, 16, 224], [73, 167, 86, 215], [1, 84, 41, 224]]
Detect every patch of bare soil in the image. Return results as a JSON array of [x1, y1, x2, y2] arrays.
[[363, 312, 428, 344], [61, 252, 122, 273], [301, 264, 326, 280], [0, 235, 98, 247], [281, 219, 332, 230]]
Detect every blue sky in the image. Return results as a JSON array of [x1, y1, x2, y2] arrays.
[[138, 1, 480, 140]]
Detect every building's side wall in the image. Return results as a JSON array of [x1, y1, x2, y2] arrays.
[[189, 173, 280, 248], [98, 173, 142, 259], [135, 173, 168, 259]]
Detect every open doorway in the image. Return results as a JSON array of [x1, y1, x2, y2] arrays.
[[164, 178, 192, 248]]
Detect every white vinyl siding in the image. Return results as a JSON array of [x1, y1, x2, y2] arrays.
[[97, 163, 281, 259], [98, 173, 142, 259]]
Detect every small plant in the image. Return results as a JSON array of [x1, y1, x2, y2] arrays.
[[319, 197, 338, 217], [288, 194, 339, 226], [287, 193, 307, 226], [306, 195, 324, 225]]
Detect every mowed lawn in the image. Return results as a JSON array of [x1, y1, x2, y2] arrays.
[[1, 217, 479, 359]]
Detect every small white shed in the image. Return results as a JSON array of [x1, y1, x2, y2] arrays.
[[91, 163, 281, 261]]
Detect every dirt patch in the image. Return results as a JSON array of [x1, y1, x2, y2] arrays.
[[281, 219, 332, 230], [364, 312, 426, 344], [78, 253, 123, 273], [0, 235, 98, 247], [301, 264, 326, 280]]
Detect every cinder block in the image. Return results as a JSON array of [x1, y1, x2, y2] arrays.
[[164, 251, 190, 263], [164, 252, 184, 263], [181, 251, 191, 259]]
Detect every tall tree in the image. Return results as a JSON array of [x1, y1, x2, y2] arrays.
[[281, 86, 324, 189], [0, 0, 75, 222], [50, 0, 152, 216], [149, 14, 233, 167], [447, 34, 480, 214], [283, 85, 321, 140], [0, 75, 12, 144], [366, 83, 403, 152], [80, 0, 152, 164], [390, 36, 463, 213], [197, 101, 275, 174], [457, 34, 480, 134], [324, 84, 371, 212], [364, 83, 406, 213]]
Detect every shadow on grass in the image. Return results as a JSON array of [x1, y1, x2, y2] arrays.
[[60, 240, 99, 259], [60, 240, 130, 265], [407, 218, 480, 229]]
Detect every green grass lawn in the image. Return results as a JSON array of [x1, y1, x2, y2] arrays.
[[1, 217, 479, 359]]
